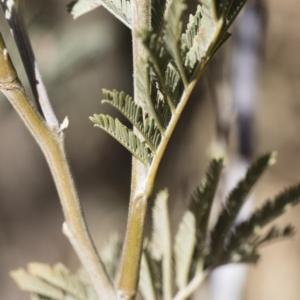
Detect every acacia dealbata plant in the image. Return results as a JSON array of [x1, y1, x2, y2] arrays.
[[0, 0, 300, 300]]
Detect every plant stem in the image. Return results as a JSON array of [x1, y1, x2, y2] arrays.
[[0, 0, 59, 130], [0, 34, 115, 300], [173, 271, 208, 300], [117, 11, 224, 299], [117, 1, 151, 299]]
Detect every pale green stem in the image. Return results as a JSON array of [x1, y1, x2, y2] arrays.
[[0, 34, 115, 300], [117, 13, 224, 300], [173, 271, 208, 300], [0, 0, 59, 130], [116, 1, 151, 299]]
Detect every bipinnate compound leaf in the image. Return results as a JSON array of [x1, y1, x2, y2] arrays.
[[151, 0, 168, 33], [209, 153, 274, 265], [189, 159, 223, 266], [174, 211, 196, 289], [100, 233, 122, 280], [150, 189, 172, 300], [138, 155, 300, 299], [174, 159, 223, 288], [255, 225, 295, 247], [91, 0, 253, 165], [101, 89, 162, 151], [11, 268, 65, 300], [11, 263, 96, 300], [90, 114, 153, 166], [164, 0, 188, 86], [140, 245, 163, 300], [182, 0, 219, 71], [139, 250, 157, 300], [224, 184, 300, 263]]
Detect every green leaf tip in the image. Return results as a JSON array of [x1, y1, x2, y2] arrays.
[[268, 151, 277, 166], [209, 153, 274, 265], [67, 0, 132, 29], [182, 0, 221, 72], [223, 183, 300, 265], [67, 0, 102, 19], [164, 0, 188, 86], [90, 114, 153, 166], [100, 89, 162, 151]]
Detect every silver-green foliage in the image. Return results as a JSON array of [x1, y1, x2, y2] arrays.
[[90, 114, 153, 165], [90, 0, 249, 166], [209, 153, 275, 265], [99, 89, 161, 152], [137, 154, 300, 299], [11, 155, 300, 300], [11, 235, 122, 300], [11, 263, 97, 300]]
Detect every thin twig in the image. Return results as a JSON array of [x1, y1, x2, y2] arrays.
[[0, 0, 59, 131], [173, 271, 208, 300], [0, 33, 116, 300]]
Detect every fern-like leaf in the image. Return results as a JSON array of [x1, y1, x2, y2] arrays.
[[90, 114, 153, 166], [227, 224, 295, 264], [135, 61, 158, 126], [100, 234, 122, 280], [139, 245, 163, 300], [174, 211, 196, 289], [68, 0, 132, 29], [151, 0, 168, 33], [164, 0, 188, 87], [11, 269, 65, 300], [182, 0, 219, 72], [150, 189, 172, 300], [164, 62, 184, 108], [189, 159, 223, 269], [139, 250, 157, 300], [139, 30, 176, 113], [181, 5, 202, 50], [225, 183, 300, 261], [101, 89, 143, 128], [11, 263, 96, 300], [173, 159, 223, 287], [101, 89, 161, 151], [209, 153, 275, 265], [255, 225, 295, 247]]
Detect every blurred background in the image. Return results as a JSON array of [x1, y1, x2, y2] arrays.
[[0, 0, 300, 299]]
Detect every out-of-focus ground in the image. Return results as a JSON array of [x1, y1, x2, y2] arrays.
[[0, 0, 300, 299]]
